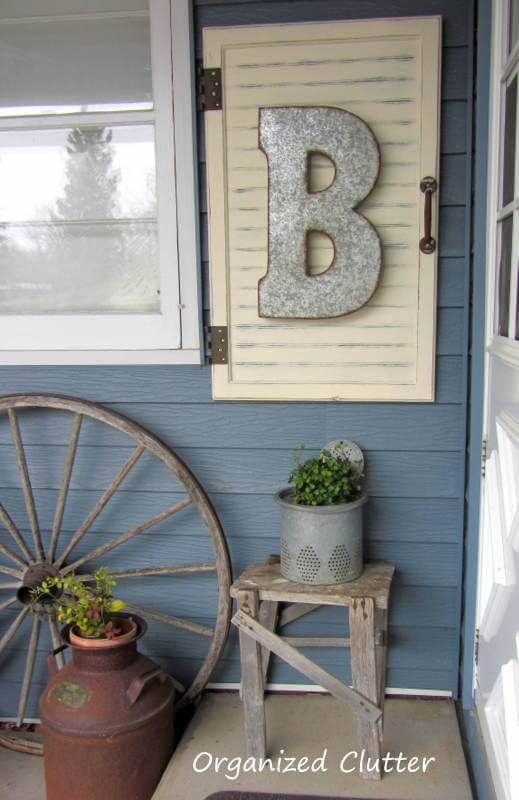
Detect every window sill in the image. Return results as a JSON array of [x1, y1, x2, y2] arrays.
[[487, 336, 519, 370], [0, 349, 203, 366]]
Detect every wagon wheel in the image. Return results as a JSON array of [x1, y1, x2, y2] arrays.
[[0, 393, 232, 755]]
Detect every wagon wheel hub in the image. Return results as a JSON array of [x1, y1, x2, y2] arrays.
[[17, 564, 62, 608]]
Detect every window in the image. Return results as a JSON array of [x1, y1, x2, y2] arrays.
[[0, 0, 201, 364], [488, 0, 519, 365]]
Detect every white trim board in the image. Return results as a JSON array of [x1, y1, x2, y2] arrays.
[[0, 687, 452, 726], [0, 349, 203, 365], [206, 682, 452, 698]]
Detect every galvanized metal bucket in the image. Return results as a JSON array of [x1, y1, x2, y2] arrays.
[[276, 488, 367, 585]]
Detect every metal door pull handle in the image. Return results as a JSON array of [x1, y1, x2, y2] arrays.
[[419, 176, 437, 254]]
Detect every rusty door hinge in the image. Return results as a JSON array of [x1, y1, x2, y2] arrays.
[[474, 628, 480, 667], [481, 438, 489, 478], [204, 325, 228, 365], [198, 67, 222, 111]]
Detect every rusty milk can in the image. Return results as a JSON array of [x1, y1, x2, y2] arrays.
[[40, 615, 175, 800]]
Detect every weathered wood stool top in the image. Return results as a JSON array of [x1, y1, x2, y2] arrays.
[[231, 560, 394, 609], [231, 558, 396, 782]]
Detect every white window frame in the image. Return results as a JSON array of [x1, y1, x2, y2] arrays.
[[0, 0, 202, 365], [486, 0, 519, 370]]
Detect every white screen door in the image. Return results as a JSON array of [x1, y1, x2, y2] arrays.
[[475, 3, 519, 799]]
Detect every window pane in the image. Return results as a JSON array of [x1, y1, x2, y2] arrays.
[[0, 14, 152, 117], [0, 126, 160, 314], [495, 215, 514, 336], [502, 75, 517, 207]]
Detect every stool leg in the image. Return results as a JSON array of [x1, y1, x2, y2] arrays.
[[349, 597, 382, 780], [237, 589, 267, 759], [259, 600, 279, 688], [375, 607, 388, 740]]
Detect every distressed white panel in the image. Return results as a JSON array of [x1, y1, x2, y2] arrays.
[[204, 17, 441, 400], [496, 410, 519, 549], [485, 670, 511, 800], [479, 451, 516, 642], [503, 658, 519, 800], [482, 659, 519, 800]]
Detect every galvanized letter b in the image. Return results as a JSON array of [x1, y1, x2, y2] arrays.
[[258, 106, 381, 319]]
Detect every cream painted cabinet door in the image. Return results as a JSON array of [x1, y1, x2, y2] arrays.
[[475, 3, 519, 798], [204, 17, 441, 401]]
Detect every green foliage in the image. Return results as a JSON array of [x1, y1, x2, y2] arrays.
[[30, 567, 126, 639], [288, 445, 364, 507]]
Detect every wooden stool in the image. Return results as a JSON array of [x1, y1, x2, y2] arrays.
[[230, 558, 395, 781]]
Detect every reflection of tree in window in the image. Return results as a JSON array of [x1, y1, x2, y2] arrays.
[[56, 128, 120, 221], [48, 127, 158, 314], [0, 125, 160, 315], [48, 127, 124, 311], [119, 161, 158, 309]]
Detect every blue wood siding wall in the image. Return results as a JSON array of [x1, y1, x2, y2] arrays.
[[0, 0, 474, 717]]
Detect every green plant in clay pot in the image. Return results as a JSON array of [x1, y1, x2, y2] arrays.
[[276, 442, 367, 585], [30, 566, 134, 647]]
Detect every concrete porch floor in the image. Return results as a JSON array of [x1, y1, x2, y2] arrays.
[[154, 692, 473, 800], [0, 693, 473, 800]]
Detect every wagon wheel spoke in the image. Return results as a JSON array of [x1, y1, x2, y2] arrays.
[[48, 617, 65, 671], [0, 734, 42, 756], [0, 606, 30, 656], [48, 414, 82, 563], [55, 445, 145, 568], [8, 410, 44, 561], [0, 503, 36, 563], [0, 565, 23, 579], [0, 542, 27, 570], [62, 498, 192, 575], [79, 563, 216, 581], [124, 603, 214, 637], [0, 596, 17, 612], [17, 616, 41, 725], [0, 582, 21, 590]]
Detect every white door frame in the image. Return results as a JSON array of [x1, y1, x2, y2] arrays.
[[474, 2, 519, 798]]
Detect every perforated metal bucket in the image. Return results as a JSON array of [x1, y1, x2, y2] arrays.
[[276, 489, 367, 585]]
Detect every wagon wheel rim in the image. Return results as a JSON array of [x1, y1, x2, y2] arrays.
[[0, 393, 232, 755]]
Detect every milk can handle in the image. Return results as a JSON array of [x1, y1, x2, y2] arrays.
[[47, 644, 68, 676], [126, 666, 168, 706]]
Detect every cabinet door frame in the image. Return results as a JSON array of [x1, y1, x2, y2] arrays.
[[204, 16, 442, 401]]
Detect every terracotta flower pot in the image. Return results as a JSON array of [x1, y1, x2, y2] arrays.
[[69, 615, 137, 648]]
